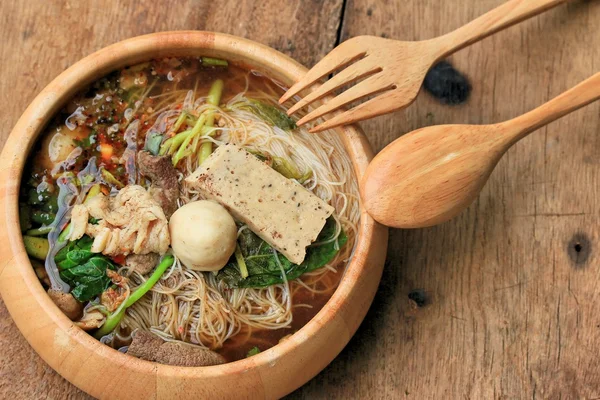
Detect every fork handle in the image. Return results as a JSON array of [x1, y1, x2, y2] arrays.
[[433, 0, 566, 56], [501, 72, 600, 145]]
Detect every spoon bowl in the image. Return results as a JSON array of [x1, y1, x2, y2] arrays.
[[361, 124, 507, 228], [362, 72, 600, 228]]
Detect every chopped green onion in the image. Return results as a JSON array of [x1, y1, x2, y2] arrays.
[[198, 79, 224, 164], [198, 143, 213, 165], [94, 255, 174, 338], [201, 57, 228, 67], [170, 111, 189, 135], [185, 115, 198, 127], [246, 346, 260, 357], [160, 129, 192, 155], [173, 115, 207, 166], [207, 80, 224, 110]]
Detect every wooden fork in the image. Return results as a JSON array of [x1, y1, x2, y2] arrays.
[[280, 0, 566, 132]]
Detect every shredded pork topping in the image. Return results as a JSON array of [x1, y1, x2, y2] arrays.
[[69, 185, 170, 256]]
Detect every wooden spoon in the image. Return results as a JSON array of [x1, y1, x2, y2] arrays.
[[361, 72, 600, 229]]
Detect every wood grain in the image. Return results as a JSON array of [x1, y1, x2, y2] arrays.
[[284, 0, 567, 133], [292, 0, 600, 398], [0, 2, 344, 400], [0, 29, 387, 400], [1, 0, 600, 399], [361, 72, 600, 229]]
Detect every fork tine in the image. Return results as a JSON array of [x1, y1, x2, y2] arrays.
[[287, 57, 380, 115], [279, 39, 367, 104], [296, 73, 393, 126], [309, 90, 404, 133]]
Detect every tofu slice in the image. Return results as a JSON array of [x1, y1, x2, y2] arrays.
[[185, 144, 334, 264]]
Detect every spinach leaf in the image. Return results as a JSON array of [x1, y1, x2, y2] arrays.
[[217, 217, 347, 288], [245, 99, 297, 131], [55, 235, 93, 265], [55, 236, 116, 302]]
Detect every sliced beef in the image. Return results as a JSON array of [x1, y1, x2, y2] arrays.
[[48, 289, 83, 320], [138, 151, 179, 218], [126, 253, 160, 275], [155, 342, 227, 367], [128, 330, 227, 367], [128, 330, 163, 361]]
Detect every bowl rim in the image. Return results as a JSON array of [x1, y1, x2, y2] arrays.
[[0, 31, 388, 398]]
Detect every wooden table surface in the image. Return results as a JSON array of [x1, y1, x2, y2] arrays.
[[1, 0, 599, 398]]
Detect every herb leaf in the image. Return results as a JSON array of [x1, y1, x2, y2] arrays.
[[245, 99, 297, 131], [56, 236, 116, 301], [217, 218, 346, 288]]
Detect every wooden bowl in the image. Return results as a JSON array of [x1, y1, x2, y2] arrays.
[[0, 31, 387, 399]]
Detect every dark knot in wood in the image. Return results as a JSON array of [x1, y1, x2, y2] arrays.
[[567, 233, 591, 267]]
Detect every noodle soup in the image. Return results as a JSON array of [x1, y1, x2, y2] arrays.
[[20, 57, 359, 365]]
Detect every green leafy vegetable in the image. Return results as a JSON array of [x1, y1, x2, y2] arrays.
[[95, 254, 174, 338], [246, 346, 260, 357], [160, 129, 192, 155], [245, 99, 296, 131], [217, 218, 346, 288], [174, 114, 206, 166], [199, 79, 224, 165], [272, 157, 300, 179], [248, 151, 313, 183], [55, 236, 116, 302]]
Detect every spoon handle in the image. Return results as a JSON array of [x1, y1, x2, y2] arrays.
[[433, 0, 566, 56], [502, 72, 600, 144]]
